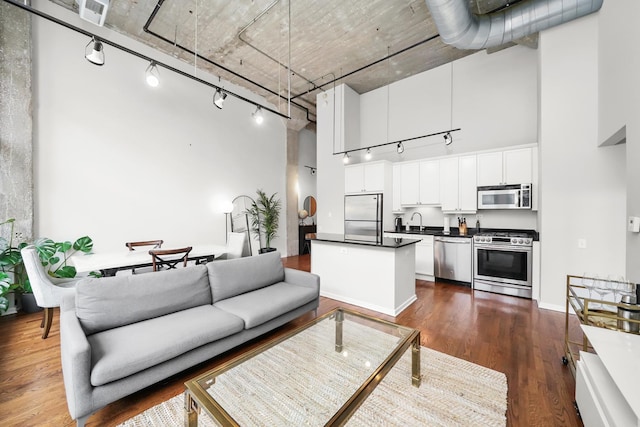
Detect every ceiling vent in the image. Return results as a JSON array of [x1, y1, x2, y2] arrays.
[[77, 0, 110, 27]]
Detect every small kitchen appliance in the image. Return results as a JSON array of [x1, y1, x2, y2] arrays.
[[477, 184, 532, 210], [395, 217, 403, 232]]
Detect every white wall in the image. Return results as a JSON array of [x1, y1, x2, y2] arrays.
[[31, 4, 287, 254], [538, 13, 626, 309], [598, 0, 640, 282], [356, 46, 538, 163], [318, 46, 539, 236], [316, 87, 345, 234]]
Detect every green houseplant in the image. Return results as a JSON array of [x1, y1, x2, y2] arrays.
[[0, 218, 96, 314], [248, 189, 282, 254]]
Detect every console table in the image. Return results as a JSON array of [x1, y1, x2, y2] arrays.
[[575, 325, 640, 426], [298, 224, 316, 255]]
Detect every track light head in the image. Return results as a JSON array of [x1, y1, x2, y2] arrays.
[[444, 132, 453, 145], [365, 148, 372, 161], [311, 168, 316, 176], [396, 142, 404, 154], [343, 153, 350, 164], [145, 61, 160, 87], [252, 106, 264, 124], [85, 37, 105, 66], [213, 88, 227, 109]]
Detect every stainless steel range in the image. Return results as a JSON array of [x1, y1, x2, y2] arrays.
[[473, 232, 533, 299]]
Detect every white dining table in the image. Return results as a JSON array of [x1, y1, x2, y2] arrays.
[[69, 244, 227, 276]]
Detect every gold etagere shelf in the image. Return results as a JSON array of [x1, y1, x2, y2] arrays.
[[563, 274, 640, 375]]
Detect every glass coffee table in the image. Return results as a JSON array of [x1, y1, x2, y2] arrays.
[[184, 308, 421, 426]]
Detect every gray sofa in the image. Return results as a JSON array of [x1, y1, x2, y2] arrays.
[[59, 251, 320, 427]]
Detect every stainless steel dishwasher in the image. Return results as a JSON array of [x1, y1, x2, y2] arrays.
[[434, 236, 472, 284]]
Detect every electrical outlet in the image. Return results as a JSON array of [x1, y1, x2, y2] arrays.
[[476, 214, 483, 220], [14, 232, 23, 241], [578, 238, 587, 249]]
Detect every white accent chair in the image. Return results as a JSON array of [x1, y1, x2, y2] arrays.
[[222, 232, 247, 260], [21, 246, 77, 339]]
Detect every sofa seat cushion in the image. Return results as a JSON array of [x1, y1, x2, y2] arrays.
[[214, 282, 318, 329], [89, 305, 243, 386]]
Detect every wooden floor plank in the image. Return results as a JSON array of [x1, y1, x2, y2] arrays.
[[0, 254, 581, 426]]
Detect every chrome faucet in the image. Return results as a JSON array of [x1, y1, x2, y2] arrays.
[[410, 212, 423, 231]]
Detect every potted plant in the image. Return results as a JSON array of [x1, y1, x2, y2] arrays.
[[0, 218, 96, 314], [248, 189, 281, 254]]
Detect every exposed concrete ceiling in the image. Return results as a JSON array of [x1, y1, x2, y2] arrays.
[[50, 0, 528, 129]]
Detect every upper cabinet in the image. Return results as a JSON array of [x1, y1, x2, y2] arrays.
[[345, 161, 389, 194], [440, 155, 477, 213], [477, 147, 532, 186], [400, 160, 440, 206]]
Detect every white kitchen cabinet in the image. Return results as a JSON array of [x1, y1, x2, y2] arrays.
[[344, 162, 386, 194], [477, 147, 532, 186], [415, 235, 434, 277], [419, 161, 440, 205], [399, 161, 439, 206], [392, 164, 402, 212], [383, 233, 434, 278], [440, 155, 477, 213], [400, 163, 420, 205]]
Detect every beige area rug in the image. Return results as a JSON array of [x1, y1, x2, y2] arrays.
[[119, 342, 507, 427]]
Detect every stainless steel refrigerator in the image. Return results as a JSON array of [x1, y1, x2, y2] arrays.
[[344, 194, 383, 243]]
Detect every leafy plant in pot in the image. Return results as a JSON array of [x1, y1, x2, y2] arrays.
[[0, 218, 97, 314], [248, 189, 281, 254]]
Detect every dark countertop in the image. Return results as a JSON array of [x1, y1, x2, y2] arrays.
[[312, 233, 421, 248], [385, 227, 540, 240]]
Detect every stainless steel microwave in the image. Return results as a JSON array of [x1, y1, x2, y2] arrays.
[[477, 184, 532, 210]]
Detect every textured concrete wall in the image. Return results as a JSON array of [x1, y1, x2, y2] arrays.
[[0, 3, 33, 242]]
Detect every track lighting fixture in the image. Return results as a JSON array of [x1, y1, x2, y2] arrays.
[[444, 132, 453, 145], [311, 168, 316, 175], [84, 37, 105, 66], [213, 88, 227, 109], [336, 129, 460, 164], [252, 106, 264, 124], [145, 61, 160, 87]]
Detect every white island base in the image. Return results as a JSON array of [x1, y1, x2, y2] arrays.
[[311, 239, 417, 317]]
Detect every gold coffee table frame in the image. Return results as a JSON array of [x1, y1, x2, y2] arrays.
[[184, 308, 421, 427]]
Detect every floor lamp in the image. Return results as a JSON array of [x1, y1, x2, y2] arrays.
[[222, 201, 234, 243]]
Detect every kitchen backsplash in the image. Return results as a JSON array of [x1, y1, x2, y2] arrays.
[[397, 206, 538, 230]]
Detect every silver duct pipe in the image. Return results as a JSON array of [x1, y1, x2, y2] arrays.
[[424, 0, 604, 50]]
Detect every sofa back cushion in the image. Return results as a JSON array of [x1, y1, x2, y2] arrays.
[[207, 251, 284, 303], [76, 265, 211, 335]]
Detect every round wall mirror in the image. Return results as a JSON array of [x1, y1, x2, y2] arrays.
[[303, 196, 317, 217]]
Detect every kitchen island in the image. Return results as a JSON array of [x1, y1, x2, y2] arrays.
[[310, 233, 420, 316]]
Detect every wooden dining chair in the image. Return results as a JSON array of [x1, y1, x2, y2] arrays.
[[125, 240, 163, 251], [149, 247, 192, 272], [124, 240, 163, 274]]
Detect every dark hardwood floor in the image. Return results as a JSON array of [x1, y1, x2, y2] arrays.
[[0, 254, 581, 426]]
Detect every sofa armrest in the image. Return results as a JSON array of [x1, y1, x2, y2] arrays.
[[61, 293, 75, 312], [284, 268, 320, 293], [60, 307, 93, 421]]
